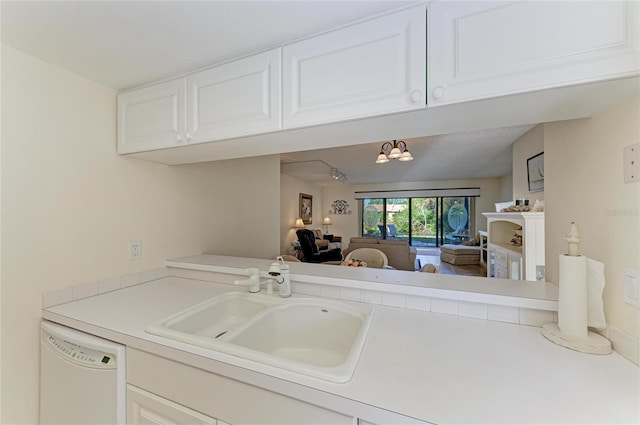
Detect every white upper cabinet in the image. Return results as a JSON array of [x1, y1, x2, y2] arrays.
[[117, 79, 186, 154], [118, 48, 281, 154], [187, 48, 281, 144], [428, 1, 640, 105], [282, 4, 426, 128]]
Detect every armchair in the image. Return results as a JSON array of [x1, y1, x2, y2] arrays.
[[312, 229, 342, 250], [296, 229, 342, 263]]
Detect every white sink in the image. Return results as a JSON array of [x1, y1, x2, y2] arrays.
[[146, 292, 279, 344], [146, 291, 374, 383]]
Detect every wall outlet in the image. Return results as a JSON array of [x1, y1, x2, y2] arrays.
[[128, 241, 141, 260], [623, 267, 639, 308], [623, 143, 639, 183]]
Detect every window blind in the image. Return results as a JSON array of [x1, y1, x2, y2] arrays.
[[354, 188, 480, 199]]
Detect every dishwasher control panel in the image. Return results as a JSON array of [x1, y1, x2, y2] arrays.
[[42, 331, 116, 369]]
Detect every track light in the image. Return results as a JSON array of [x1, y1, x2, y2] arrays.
[[331, 167, 347, 182]]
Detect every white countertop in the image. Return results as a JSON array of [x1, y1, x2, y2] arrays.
[[43, 275, 639, 424], [168, 254, 560, 310]]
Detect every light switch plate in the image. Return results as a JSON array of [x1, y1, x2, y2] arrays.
[[623, 143, 639, 183], [623, 267, 640, 308]]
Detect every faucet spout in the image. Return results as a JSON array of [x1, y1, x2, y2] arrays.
[[272, 256, 291, 298]]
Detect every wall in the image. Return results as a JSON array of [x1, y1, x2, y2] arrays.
[[512, 124, 545, 201], [498, 173, 513, 203], [0, 46, 279, 423], [323, 178, 503, 244], [280, 174, 323, 254], [545, 93, 640, 362], [201, 155, 280, 259]]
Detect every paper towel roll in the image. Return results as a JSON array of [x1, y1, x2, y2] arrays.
[[587, 258, 607, 330], [558, 254, 588, 339]]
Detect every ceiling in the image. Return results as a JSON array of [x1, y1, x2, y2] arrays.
[[1, 0, 534, 185], [0, 0, 416, 91], [281, 124, 535, 186]]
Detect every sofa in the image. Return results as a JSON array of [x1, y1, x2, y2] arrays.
[[343, 237, 417, 271]]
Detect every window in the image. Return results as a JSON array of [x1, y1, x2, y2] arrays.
[[360, 196, 474, 246]]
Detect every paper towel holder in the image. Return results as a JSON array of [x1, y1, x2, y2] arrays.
[[542, 323, 612, 354], [541, 222, 612, 355]]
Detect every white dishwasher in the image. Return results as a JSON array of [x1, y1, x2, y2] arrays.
[[40, 321, 126, 424]]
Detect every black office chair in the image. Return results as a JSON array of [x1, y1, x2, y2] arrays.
[[296, 229, 343, 263]]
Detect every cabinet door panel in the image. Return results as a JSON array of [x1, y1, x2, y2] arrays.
[[127, 348, 353, 425], [117, 79, 185, 154], [187, 48, 281, 143], [283, 5, 426, 127], [429, 1, 640, 105], [127, 385, 216, 425]]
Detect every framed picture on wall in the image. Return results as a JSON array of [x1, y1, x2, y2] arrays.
[[299, 193, 313, 224], [527, 152, 544, 192]]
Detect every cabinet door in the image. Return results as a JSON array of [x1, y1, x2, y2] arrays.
[[428, 1, 640, 105], [117, 79, 186, 154], [508, 253, 523, 280], [283, 4, 426, 128], [127, 385, 216, 424], [187, 48, 282, 143]]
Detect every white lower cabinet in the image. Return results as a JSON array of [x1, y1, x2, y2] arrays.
[[127, 385, 218, 425], [428, 0, 640, 105], [126, 348, 354, 425], [126, 348, 428, 425], [490, 246, 523, 280]]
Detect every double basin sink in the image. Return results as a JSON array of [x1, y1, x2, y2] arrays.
[[146, 291, 374, 383]]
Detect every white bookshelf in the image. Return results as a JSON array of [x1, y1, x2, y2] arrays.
[[483, 212, 545, 281]]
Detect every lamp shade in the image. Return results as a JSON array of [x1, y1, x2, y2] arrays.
[[388, 147, 402, 159], [399, 150, 414, 161], [375, 152, 389, 164], [294, 218, 305, 228], [323, 217, 332, 225]]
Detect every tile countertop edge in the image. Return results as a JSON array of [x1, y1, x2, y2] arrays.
[[166, 255, 559, 311]]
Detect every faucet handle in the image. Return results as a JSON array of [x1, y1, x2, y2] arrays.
[[245, 267, 260, 276]]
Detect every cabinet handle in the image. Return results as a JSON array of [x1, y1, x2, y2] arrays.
[[176, 133, 183, 142], [432, 85, 445, 99], [185, 132, 192, 142], [410, 90, 422, 103]]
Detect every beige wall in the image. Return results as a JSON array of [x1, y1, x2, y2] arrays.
[[498, 173, 513, 203], [545, 93, 640, 343], [280, 174, 323, 254], [201, 155, 280, 259], [512, 124, 545, 201], [322, 178, 503, 244], [0, 46, 279, 423]]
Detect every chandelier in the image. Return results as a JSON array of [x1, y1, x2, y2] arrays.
[[375, 140, 413, 164]]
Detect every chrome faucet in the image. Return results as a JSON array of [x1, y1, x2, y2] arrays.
[[233, 257, 291, 297]]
